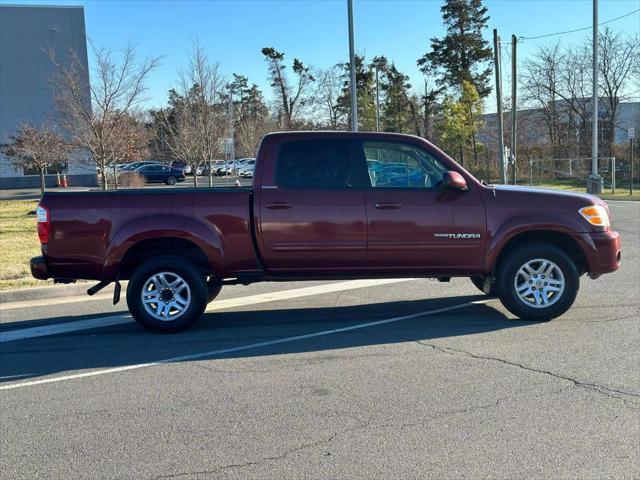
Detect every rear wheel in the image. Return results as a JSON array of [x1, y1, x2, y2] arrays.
[[470, 276, 496, 296], [127, 255, 207, 332], [496, 243, 579, 321]]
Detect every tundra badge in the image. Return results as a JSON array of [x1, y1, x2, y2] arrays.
[[434, 233, 481, 239]]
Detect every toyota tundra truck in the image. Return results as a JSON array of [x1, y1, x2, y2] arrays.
[[30, 132, 621, 332]]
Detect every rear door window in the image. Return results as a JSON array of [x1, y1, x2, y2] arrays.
[[276, 140, 354, 188]]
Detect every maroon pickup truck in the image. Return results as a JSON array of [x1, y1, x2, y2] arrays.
[[31, 132, 621, 332]]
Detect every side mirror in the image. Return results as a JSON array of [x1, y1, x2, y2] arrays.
[[442, 171, 468, 191]]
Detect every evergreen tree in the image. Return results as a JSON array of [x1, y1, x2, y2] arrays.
[[261, 47, 314, 129], [227, 74, 271, 157], [436, 80, 483, 167], [337, 55, 376, 131], [418, 0, 493, 98], [380, 63, 414, 134], [228, 74, 269, 122]]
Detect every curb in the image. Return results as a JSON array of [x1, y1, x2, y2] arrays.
[[0, 282, 124, 304]]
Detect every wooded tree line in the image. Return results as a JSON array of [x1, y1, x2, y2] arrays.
[[522, 27, 639, 161], [4, 0, 638, 191]]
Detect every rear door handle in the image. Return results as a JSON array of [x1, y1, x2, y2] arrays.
[[375, 202, 402, 209], [265, 202, 293, 209]]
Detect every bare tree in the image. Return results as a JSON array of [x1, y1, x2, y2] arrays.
[[312, 65, 344, 129], [261, 47, 315, 129], [523, 30, 639, 160], [2, 124, 70, 193], [522, 44, 564, 155], [156, 41, 226, 187], [596, 28, 640, 157], [108, 112, 151, 188], [49, 43, 160, 189]]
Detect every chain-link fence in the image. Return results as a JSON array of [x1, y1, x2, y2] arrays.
[[527, 156, 637, 194]]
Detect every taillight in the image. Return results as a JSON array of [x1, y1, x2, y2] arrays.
[[36, 205, 50, 244]]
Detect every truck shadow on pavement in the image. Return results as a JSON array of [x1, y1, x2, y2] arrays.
[[1, 295, 535, 384]]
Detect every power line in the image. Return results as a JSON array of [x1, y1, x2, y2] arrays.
[[519, 8, 639, 40]]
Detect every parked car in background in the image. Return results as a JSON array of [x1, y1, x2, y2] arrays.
[[214, 161, 232, 176], [134, 164, 185, 185], [170, 160, 191, 175], [238, 159, 256, 177], [119, 161, 160, 172], [222, 158, 254, 176], [202, 160, 225, 176]]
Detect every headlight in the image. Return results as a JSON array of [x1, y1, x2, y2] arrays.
[[579, 205, 610, 228]]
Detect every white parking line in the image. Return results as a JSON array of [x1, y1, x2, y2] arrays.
[[0, 278, 415, 343], [0, 299, 494, 391], [1, 291, 113, 311]]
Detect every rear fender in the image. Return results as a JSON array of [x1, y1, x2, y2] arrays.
[[102, 215, 225, 280]]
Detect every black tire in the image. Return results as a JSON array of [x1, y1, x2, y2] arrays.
[[126, 255, 208, 333], [470, 276, 497, 296], [166, 176, 177, 185], [496, 243, 579, 321], [206, 278, 222, 303]]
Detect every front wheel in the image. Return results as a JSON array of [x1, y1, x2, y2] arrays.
[[127, 255, 208, 332], [166, 176, 177, 185], [496, 243, 579, 321], [206, 278, 222, 303]]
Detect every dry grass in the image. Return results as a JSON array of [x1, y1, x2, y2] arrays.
[[530, 179, 640, 201], [0, 199, 48, 290]]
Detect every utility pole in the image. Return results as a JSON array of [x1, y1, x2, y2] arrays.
[[493, 29, 506, 184], [511, 34, 517, 185], [423, 78, 429, 139], [226, 89, 235, 186], [588, 0, 603, 193], [374, 64, 380, 132], [630, 127, 635, 195], [347, 0, 358, 131]]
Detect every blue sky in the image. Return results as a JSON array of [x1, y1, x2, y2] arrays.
[[6, 0, 640, 110]]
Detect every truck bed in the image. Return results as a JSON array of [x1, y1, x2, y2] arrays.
[[40, 187, 259, 281]]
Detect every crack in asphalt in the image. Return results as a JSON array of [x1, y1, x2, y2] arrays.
[[412, 341, 640, 407], [153, 386, 567, 479], [154, 428, 353, 479], [192, 350, 411, 376]]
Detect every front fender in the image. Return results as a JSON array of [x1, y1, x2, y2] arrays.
[[102, 215, 225, 280], [483, 211, 590, 272]]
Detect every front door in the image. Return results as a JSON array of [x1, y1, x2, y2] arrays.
[[258, 138, 367, 272], [359, 140, 486, 274]]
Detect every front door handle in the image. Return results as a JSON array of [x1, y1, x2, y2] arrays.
[[375, 202, 402, 209], [265, 202, 293, 209]]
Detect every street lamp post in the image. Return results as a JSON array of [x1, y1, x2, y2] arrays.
[[347, 0, 358, 132], [588, 0, 603, 193], [371, 57, 386, 132], [375, 65, 380, 132]]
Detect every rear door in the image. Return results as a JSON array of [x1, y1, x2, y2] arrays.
[[359, 139, 486, 274], [257, 138, 367, 272]]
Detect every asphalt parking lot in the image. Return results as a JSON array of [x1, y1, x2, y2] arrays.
[[1, 201, 638, 479]]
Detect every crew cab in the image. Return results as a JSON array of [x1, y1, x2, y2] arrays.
[[30, 132, 621, 332]]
